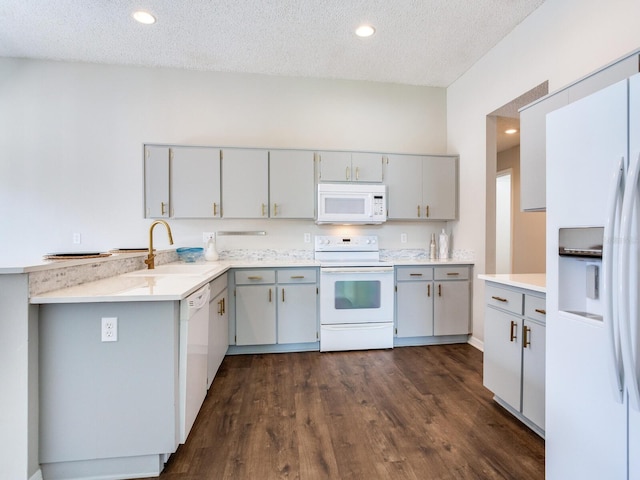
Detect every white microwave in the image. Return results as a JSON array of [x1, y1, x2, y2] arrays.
[[316, 183, 387, 224]]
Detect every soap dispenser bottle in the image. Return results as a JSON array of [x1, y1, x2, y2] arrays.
[[429, 233, 437, 260], [205, 234, 219, 261]]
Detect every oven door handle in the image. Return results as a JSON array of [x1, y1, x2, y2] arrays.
[[321, 267, 394, 274]]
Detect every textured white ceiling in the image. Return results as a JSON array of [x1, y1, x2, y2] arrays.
[[0, 0, 545, 87]]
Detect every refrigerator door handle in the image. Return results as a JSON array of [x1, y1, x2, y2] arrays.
[[603, 156, 625, 404], [619, 151, 640, 411]]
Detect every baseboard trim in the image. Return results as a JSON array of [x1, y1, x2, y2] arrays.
[[29, 469, 43, 480], [467, 336, 484, 351]]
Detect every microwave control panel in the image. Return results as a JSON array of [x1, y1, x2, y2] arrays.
[[372, 195, 385, 216]]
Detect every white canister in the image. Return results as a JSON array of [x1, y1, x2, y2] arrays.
[[438, 229, 449, 260]]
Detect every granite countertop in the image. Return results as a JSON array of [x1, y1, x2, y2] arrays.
[[477, 273, 546, 293]]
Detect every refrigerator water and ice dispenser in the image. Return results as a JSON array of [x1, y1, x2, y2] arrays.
[[558, 227, 603, 319]]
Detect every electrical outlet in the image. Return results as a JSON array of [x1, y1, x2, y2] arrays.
[[202, 232, 215, 243], [401, 233, 407, 243], [304, 233, 311, 243], [73, 233, 82, 244], [101, 317, 118, 342]]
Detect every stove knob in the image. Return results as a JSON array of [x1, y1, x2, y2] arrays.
[[365, 239, 371, 244], [370, 238, 376, 244]]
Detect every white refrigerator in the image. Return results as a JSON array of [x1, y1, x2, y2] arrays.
[[546, 72, 640, 479]]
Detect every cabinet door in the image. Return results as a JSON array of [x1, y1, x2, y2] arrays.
[[221, 149, 269, 218], [396, 281, 433, 337], [269, 150, 315, 219], [317, 151, 352, 182], [385, 154, 423, 219], [144, 145, 170, 218], [433, 281, 470, 335], [522, 319, 545, 429], [422, 156, 457, 220], [351, 152, 383, 182], [235, 285, 276, 345], [208, 289, 228, 388], [483, 308, 522, 411], [520, 90, 569, 211], [277, 284, 318, 344], [172, 147, 221, 218]]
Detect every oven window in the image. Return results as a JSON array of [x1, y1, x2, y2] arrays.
[[334, 280, 380, 309]]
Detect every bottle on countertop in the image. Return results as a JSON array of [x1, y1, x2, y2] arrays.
[[205, 234, 219, 261], [429, 233, 437, 260], [438, 229, 449, 260]]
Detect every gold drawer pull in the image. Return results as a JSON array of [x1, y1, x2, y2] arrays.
[[446, 272, 460, 276], [290, 275, 305, 279], [492, 296, 508, 303], [535, 308, 546, 315], [409, 273, 423, 277], [523, 325, 531, 348], [248, 276, 263, 280]]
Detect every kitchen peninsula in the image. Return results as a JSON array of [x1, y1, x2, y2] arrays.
[[4, 249, 473, 480]]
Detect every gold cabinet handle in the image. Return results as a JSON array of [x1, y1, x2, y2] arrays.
[[491, 296, 508, 303], [273, 203, 278, 216], [427, 284, 431, 297], [290, 275, 305, 279], [446, 272, 460, 276], [438, 284, 442, 297], [282, 288, 285, 302], [417, 205, 421, 218], [535, 308, 546, 315], [213, 202, 218, 216], [248, 276, 263, 280], [410, 273, 423, 277], [346, 166, 350, 181], [261, 203, 266, 216], [221, 297, 225, 314], [425, 205, 430, 218], [523, 325, 531, 348], [161, 202, 167, 215], [268, 288, 272, 303], [510, 320, 517, 342], [217, 299, 223, 315], [356, 166, 360, 181]]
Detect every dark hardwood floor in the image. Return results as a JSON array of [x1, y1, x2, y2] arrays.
[[142, 344, 544, 480]]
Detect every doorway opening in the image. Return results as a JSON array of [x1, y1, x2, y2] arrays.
[[495, 170, 512, 273]]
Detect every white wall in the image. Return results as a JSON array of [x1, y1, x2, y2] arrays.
[[448, 0, 640, 345], [0, 59, 448, 266]]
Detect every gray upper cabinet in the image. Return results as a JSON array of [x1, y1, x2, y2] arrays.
[[144, 145, 170, 218], [221, 149, 269, 218], [317, 151, 383, 182], [520, 91, 568, 212], [386, 154, 458, 220], [172, 147, 221, 218], [269, 150, 315, 219], [519, 51, 639, 211]]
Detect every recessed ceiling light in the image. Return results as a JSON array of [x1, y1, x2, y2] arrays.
[[505, 128, 518, 134], [133, 10, 156, 25], [355, 24, 376, 38]]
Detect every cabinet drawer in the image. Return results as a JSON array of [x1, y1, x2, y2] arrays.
[[525, 295, 546, 324], [235, 270, 275, 285], [396, 266, 433, 281], [209, 273, 228, 298], [276, 269, 317, 284], [434, 266, 469, 281], [486, 284, 523, 315]]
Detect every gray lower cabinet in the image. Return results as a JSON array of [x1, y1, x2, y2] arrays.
[[231, 268, 319, 351], [208, 273, 228, 387], [395, 265, 471, 343], [483, 282, 546, 435], [39, 301, 179, 478]]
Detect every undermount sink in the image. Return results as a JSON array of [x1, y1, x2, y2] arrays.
[[125, 264, 217, 277]]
